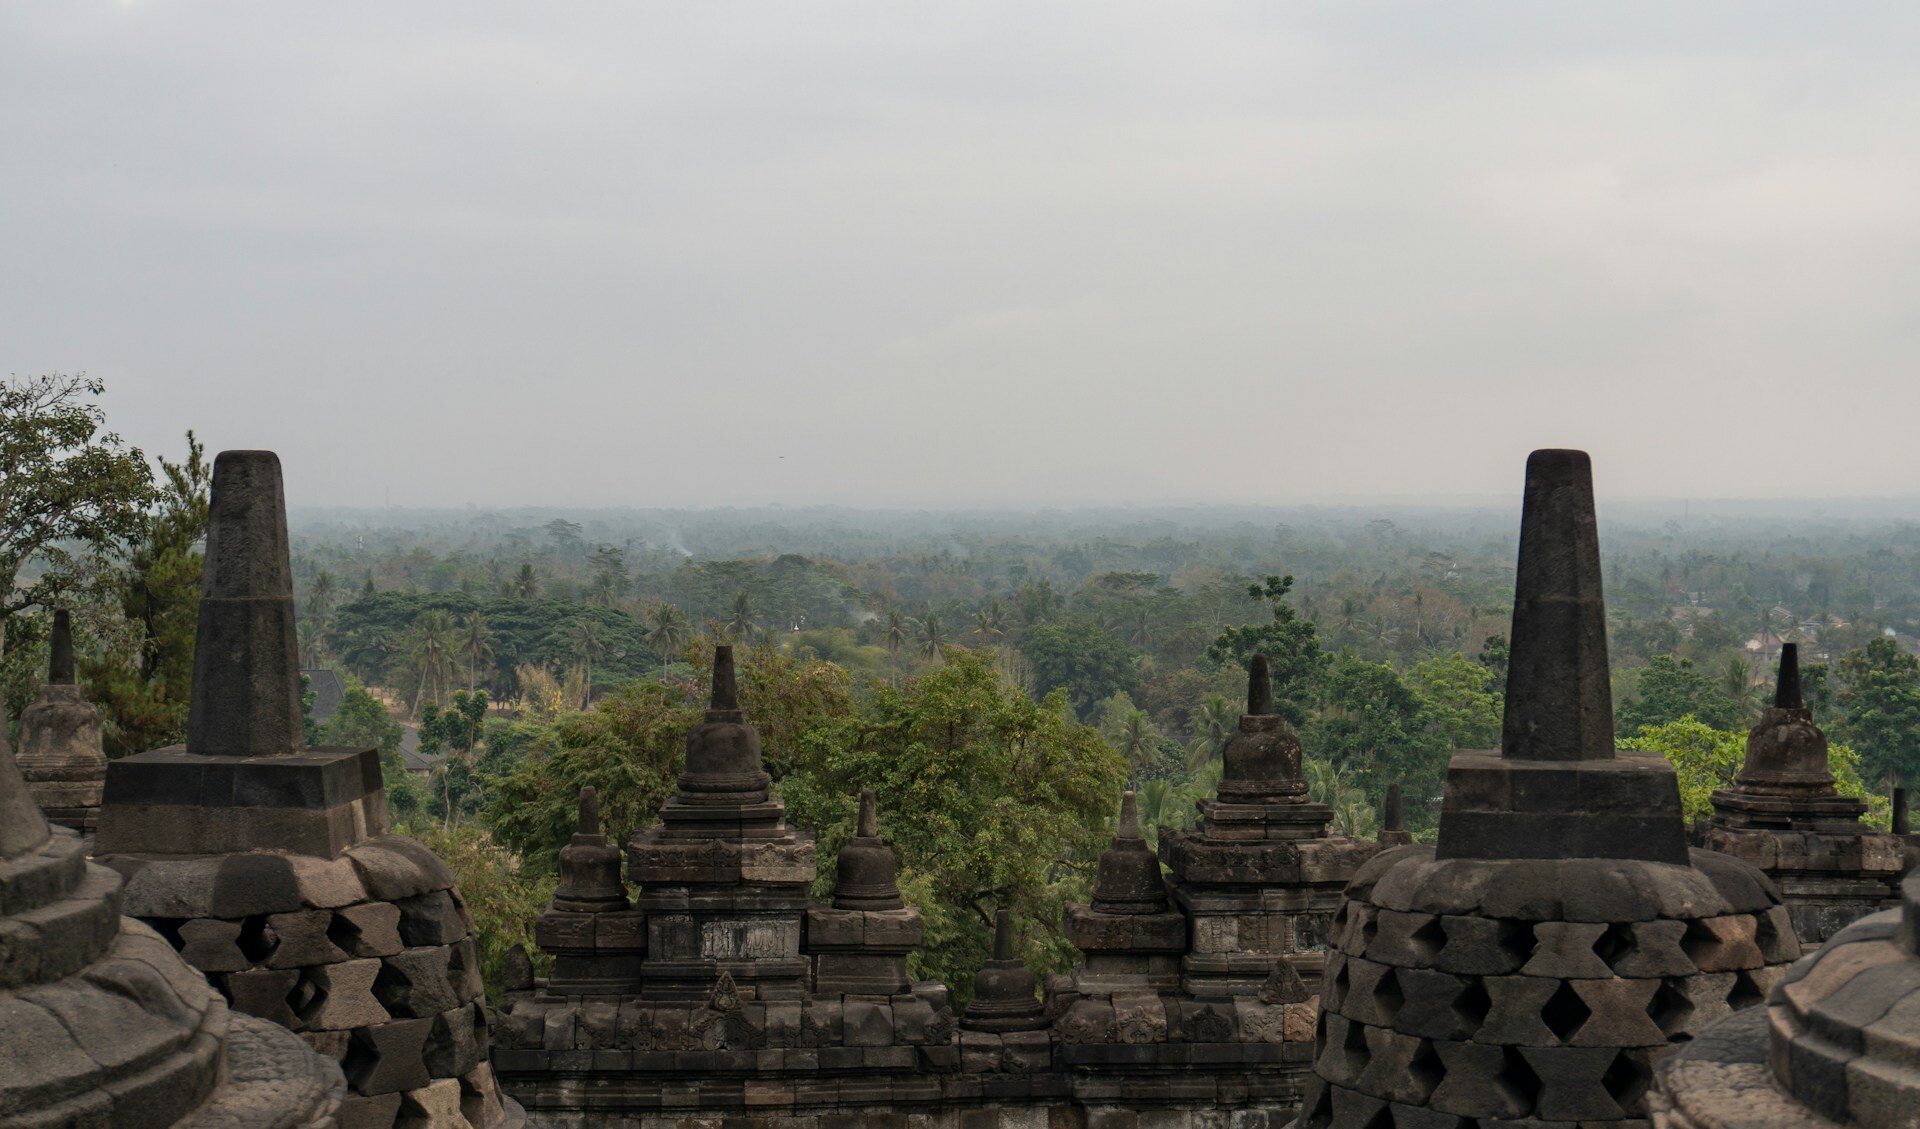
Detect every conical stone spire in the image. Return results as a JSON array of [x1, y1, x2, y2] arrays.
[[48, 608, 74, 685], [1436, 450, 1689, 863], [669, 644, 771, 809], [552, 786, 629, 912], [1378, 781, 1412, 847], [188, 450, 304, 758], [1774, 642, 1803, 709]]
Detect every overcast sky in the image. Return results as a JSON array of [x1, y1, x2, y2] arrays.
[[5, 4, 1919, 508]]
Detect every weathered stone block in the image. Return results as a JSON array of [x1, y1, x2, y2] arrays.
[[304, 957, 392, 1031], [267, 909, 350, 969]]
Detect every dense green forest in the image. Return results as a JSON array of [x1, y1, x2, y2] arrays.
[[6, 376, 1919, 997]]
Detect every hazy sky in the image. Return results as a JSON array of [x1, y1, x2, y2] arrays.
[[6, 3, 1920, 508]]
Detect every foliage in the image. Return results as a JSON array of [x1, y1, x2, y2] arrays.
[[1835, 638, 1920, 788], [1407, 653, 1503, 751], [1302, 653, 1449, 829], [79, 432, 209, 755], [1017, 618, 1140, 717], [1206, 575, 1323, 725], [1617, 655, 1744, 736], [397, 822, 555, 1002], [1621, 716, 1889, 827], [777, 649, 1125, 1005], [0, 375, 155, 655], [330, 592, 657, 702]]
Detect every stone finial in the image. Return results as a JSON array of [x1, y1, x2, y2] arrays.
[[834, 788, 905, 911], [49, 609, 74, 686], [0, 742, 52, 859], [710, 644, 741, 717], [1247, 653, 1274, 716], [186, 451, 304, 757], [580, 786, 601, 836], [1383, 783, 1404, 833], [1090, 790, 1169, 914], [1501, 449, 1614, 762], [1775, 643, 1803, 710], [1117, 790, 1142, 841], [1897, 787, 1911, 836], [962, 909, 1048, 1032], [503, 945, 534, 992]]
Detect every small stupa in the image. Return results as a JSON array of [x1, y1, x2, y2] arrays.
[[14, 608, 108, 833], [1703, 643, 1905, 943]]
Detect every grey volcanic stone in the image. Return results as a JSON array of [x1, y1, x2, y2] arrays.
[[187, 450, 304, 759]]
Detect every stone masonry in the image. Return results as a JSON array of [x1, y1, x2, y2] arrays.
[[14, 608, 109, 834], [91, 449, 521, 1129], [1703, 643, 1905, 946], [1302, 450, 1803, 1129], [0, 724, 344, 1127]]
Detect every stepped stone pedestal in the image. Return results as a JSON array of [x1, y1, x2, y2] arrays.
[[1702, 644, 1905, 946], [0, 723, 344, 1128], [15, 609, 108, 833], [1304, 450, 1802, 1129], [91, 450, 521, 1129], [1159, 655, 1378, 997]]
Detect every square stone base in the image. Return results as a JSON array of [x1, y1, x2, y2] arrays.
[[1434, 750, 1690, 863], [97, 744, 386, 858]]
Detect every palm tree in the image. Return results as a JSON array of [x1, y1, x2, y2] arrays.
[[916, 613, 947, 659], [1112, 709, 1158, 781], [881, 608, 910, 683], [512, 562, 540, 599], [566, 617, 605, 708], [1722, 655, 1756, 723], [1304, 759, 1377, 838], [971, 601, 1006, 646], [462, 611, 493, 692], [310, 570, 337, 621], [405, 610, 461, 715], [648, 602, 692, 675], [1185, 693, 1238, 769], [727, 592, 756, 642]]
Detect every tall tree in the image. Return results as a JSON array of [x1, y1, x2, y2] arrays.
[[1835, 638, 1920, 788], [0, 375, 153, 692], [565, 617, 605, 707], [1206, 575, 1323, 725], [646, 602, 691, 675], [462, 610, 494, 692]]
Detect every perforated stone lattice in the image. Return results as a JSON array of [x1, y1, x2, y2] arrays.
[[1301, 854, 1801, 1129]]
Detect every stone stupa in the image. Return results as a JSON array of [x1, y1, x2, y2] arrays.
[[0, 733, 344, 1126], [14, 608, 108, 833], [92, 450, 520, 1129], [1303, 450, 1803, 1129], [1159, 655, 1378, 997], [1703, 643, 1904, 944]]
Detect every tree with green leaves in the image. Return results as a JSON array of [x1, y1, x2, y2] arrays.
[[462, 611, 494, 692], [564, 616, 605, 706], [1206, 575, 1323, 725], [1019, 617, 1140, 717], [1835, 638, 1920, 788], [1303, 653, 1448, 828], [646, 602, 691, 675], [1621, 715, 1887, 826], [1183, 692, 1237, 770], [916, 612, 948, 659], [1407, 652, 1502, 751], [1617, 655, 1743, 736], [778, 648, 1124, 1003], [0, 375, 154, 709]]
